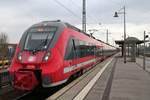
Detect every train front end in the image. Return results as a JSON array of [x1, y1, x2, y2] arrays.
[[9, 21, 64, 90]]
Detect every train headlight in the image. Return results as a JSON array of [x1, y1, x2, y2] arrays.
[[43, 52, 50, 61], [18, 52, 22, 61], [44, 56, 49, 61]]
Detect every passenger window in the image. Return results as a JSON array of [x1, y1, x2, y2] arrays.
[[65, 38, 98, 60], [64, 38, 75, 60]]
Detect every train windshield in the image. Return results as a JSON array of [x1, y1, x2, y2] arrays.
[[24, 27, 57, 51]]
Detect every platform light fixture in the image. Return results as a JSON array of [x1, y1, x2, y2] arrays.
[[114, 6, 126, 63], [143, 31, 150, 70]]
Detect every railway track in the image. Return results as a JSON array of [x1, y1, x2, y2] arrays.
[[13, 91, 32, 100], [0, 75, 77, 100], [0, 56, 114, 100], [0, 85, 63, 100], [0, 88, 27, 100]]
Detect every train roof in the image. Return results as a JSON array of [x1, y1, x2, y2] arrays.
[[31, 20, 116, 48], [31, 20, 91, 37]]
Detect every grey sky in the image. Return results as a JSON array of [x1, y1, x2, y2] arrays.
[[0, 0, 150, 45]]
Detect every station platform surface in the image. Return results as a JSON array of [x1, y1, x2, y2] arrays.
[[47, 54, 150, 100]]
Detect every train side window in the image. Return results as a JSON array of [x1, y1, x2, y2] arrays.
[[73, 39, 87, 58], [64, 38, 75, 60], [74, 39, 80, 58], [96, 47, 103, 57], [79, 40, 85, 57]]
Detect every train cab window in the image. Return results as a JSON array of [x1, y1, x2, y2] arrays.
[[24, 27, 57, 51]]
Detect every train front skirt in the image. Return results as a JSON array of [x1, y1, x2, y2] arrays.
[[14, 71, 39, 90]]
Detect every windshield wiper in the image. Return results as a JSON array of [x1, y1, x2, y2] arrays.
[[32, 34, 49, 53]]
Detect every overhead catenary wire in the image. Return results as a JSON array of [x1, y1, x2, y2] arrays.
[[53, 0, 81, 20], [53, 0, 106, 31], [70, 0, 99, 24], [54, 0, 100, 25]]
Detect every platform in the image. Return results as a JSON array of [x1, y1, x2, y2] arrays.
[[47, 54, 150, 100]]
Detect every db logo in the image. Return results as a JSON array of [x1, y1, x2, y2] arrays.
[[28, 56, 35, 62]]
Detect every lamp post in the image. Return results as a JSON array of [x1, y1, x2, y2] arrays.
[[82, 0, 86, 32], [143, 31, 149, 70], [106, 29, 109, 43], [114, 6, 126, 63]]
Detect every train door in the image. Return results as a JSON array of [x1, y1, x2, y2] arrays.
[[64, 38, 77, 73], [94, 45, 97, 63], [72, 39, 78, 67], [102, 46, 105, 60]]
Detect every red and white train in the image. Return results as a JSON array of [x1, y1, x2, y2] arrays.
[[9, 20, 117, 90]]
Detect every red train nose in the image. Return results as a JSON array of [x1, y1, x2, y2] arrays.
[[14, 71, 39, 90]]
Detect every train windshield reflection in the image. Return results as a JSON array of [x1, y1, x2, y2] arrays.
[[24, 27, 56, 51]]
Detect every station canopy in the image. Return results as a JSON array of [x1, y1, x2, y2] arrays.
[[115, 37, 144, 47]]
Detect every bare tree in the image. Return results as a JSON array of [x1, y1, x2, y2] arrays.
[[0, 32, 8, 68]]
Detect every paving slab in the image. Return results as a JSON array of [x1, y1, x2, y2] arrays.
[[84, 57, 116, 100], [109, 57, 150, 100]]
